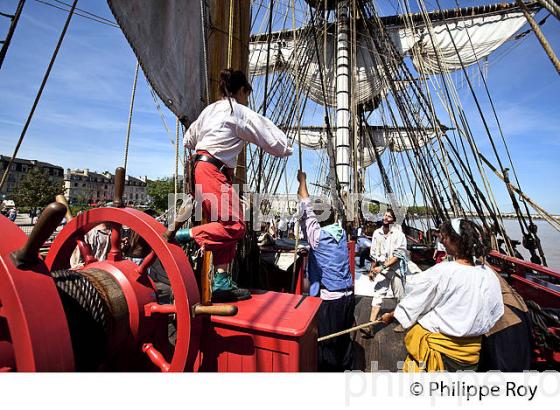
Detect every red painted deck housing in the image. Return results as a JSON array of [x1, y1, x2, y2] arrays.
[[195, 291, 321, 372]]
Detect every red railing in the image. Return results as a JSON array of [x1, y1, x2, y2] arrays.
[[488, 250, 560, 309]]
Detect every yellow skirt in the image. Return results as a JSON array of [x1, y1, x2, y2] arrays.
[[403, 324, 481, 372]]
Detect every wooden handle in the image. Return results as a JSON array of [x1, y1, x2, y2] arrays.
[[113, 167, 125, 208], [192, 304, 238, 317], [55, 194, 72, 221], [200, 251, 213, 306], [11, 202, 66, 268]]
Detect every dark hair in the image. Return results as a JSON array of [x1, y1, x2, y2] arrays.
[[219, 68, 252, 97], [320, 208, 336, 227], [312, 199, 336, 227], [385, 208, 396, 221], [144, 209, 158, 218], [439, 219, 490, 262]]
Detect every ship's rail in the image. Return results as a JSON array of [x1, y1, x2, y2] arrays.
[[488, 251, 560, 309]]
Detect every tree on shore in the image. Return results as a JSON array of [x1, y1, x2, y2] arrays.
[[146, 178, 181, 212], [12, 166, 65, 210]]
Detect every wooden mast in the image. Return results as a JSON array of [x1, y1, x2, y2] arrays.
[[208, 0, 251, 185]]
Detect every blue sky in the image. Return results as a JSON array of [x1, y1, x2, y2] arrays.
[[0, 0, 559, 214]]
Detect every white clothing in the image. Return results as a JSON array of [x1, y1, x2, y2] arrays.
[[435, 237, 446, 252], [278, 217, 288, 232], [70, 225, 111, 268], [394, 261, 504, 337], [184, 98, 292, 168], [370, 269, 406, 306], [368, 225, 408, 306], [320, 288, 353, 301], [370, 225, 407, 273]]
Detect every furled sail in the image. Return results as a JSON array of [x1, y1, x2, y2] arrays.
[[249, 3, 535, 107], [250, 30, 384, 107], [108, 0, 205, 124], [288, 125, 440, 166], [390, 9, 531, 74]]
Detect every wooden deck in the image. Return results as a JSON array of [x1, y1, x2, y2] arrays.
[[352, 295, 407, 371]]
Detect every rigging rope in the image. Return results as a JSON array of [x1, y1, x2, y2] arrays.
[[0, 0, 26, 71], [397, 0, 508, 241], [123, 61, 139, 173], [289, 0, 303, 292], [227, 0, 235, 68], [200, 0, 210, 105], [258, 0, 275, 191], [174, 117, 180, 213], [516, 0, 560, 74], [0, 0, 77, 191], [451, 0, 547, 260], [433, 0, 545, 264]]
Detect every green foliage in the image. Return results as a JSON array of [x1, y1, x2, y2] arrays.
[[70, 205, 93, 215], [368, 202, 380, 214], [12, 167, 64, 209], [407, 205, 434, 216], [146, 178, 180, 212]]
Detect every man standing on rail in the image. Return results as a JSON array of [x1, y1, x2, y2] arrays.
[[175, 69, 292, 303]]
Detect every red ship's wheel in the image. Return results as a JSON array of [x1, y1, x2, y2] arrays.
[[0, 215, 74, 371], [45, 207, 202, 372]]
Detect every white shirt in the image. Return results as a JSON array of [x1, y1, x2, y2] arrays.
[[278, 217, 288, 231], [184, 98, 292, 168], [435, 237, 446, 252], [370, 225, 407, 274], [394, 261, 504, 337]]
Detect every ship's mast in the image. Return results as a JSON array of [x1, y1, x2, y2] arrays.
[[207, 0, 251, 186], [335, 0, 351, 192]]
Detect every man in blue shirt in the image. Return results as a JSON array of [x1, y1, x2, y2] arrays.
[[297, 171, 354, 371]]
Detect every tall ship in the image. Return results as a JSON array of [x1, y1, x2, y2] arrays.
[[0, 0, 558, 371]]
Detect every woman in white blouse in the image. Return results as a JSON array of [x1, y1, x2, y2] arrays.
[[381, 218, 504, 372]]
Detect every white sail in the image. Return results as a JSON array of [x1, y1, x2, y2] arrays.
[[288, 126, 440, 166], [250, 30, 384, 107], [390, 10, 530, 74], [249, 5, 531, 106]]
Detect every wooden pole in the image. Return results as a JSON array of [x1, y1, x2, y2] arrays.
[[318, 320, 382, 342]]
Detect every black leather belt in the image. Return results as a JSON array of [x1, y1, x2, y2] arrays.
[[193, 154, 229, 175]]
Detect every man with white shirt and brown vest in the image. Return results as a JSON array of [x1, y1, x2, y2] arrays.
[[176, 69, 292, 302]]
